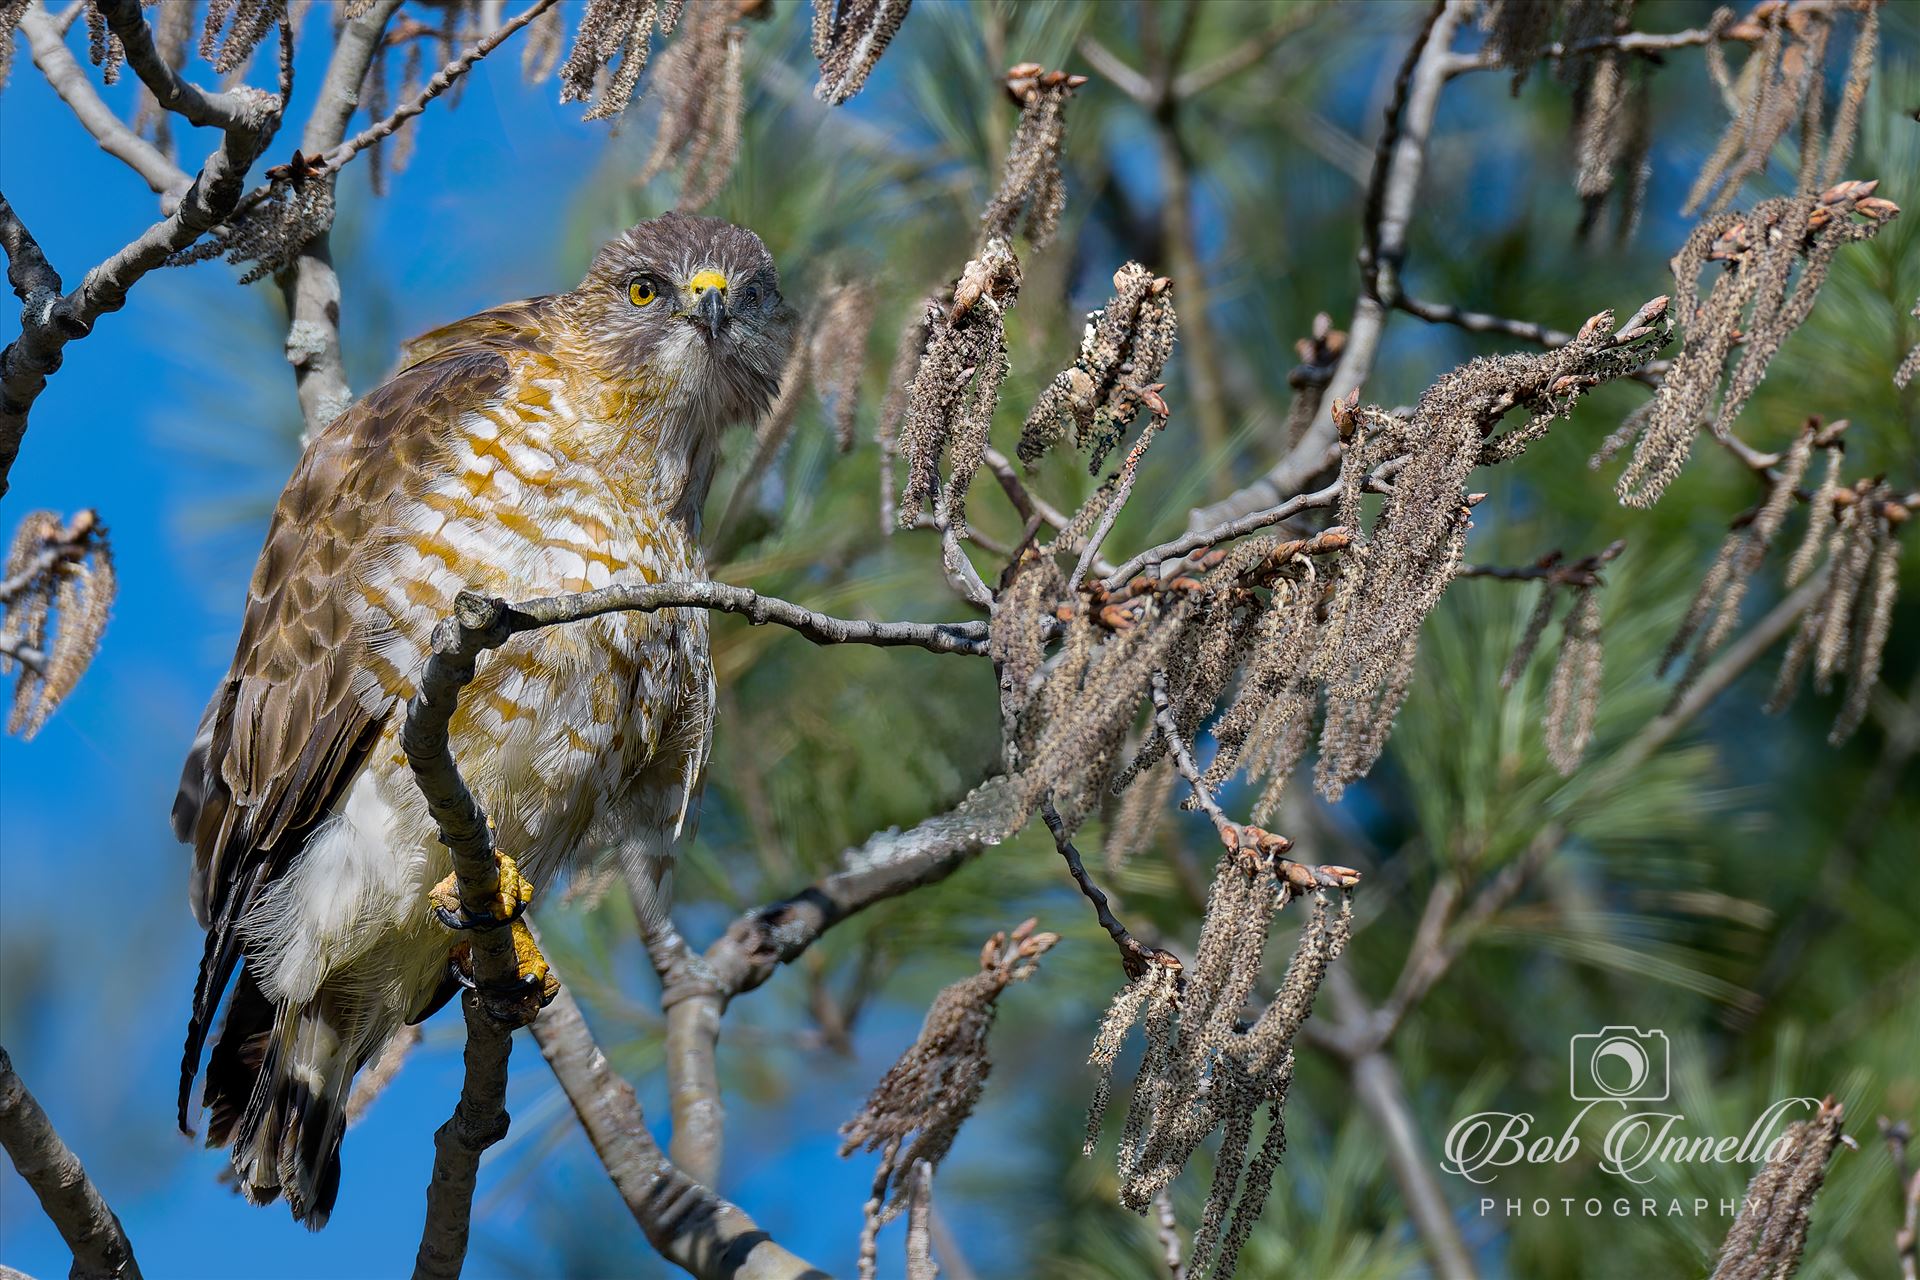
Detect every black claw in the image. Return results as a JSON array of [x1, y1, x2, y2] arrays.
[[432, 894, 529, 932]]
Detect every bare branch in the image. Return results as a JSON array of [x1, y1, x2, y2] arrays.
[[1444, 18, 1752, 79], [310, 0, 559, 178], [636, 911, 727, 1188], [2, 5, 283, 493], [1075, 34, 1153, 106], [1041, 801, 1167, 978], [94, 0, 264, 132], [701, 775, 1030, 1005], [1458, 539, 1626, 587], [411, 997, 513, 1280], [1104, 464, 1394, 591], [403, 594, 547, 1280], [16, 3, 188, 198], [1885, 1118, 1919, 1280], [530, 985, 828, 1280], [500, 579, 990, 655], [1172, 7, 1316, 100], [278, 0, 403, 438], [0, 1046, 142, 1280], [1152, 1187, 1187, 1280], [1189, 0, 1470, 531]]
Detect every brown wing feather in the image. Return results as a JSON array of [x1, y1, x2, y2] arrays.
[[398, 297, 554, 372], [173, 340, 521, 1131]]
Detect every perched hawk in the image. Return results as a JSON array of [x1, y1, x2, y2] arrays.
[[172, 214, 794, 1226]]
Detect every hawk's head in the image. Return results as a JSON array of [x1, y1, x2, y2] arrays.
[[571, 213, 796, 434]]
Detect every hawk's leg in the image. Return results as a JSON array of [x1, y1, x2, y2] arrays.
[[432, 853, 560, 1012], [429, 849, 534, 931]]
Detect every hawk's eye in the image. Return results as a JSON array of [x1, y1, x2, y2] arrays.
[[741, 285, 762, 307], [628, 280, 657, 307]]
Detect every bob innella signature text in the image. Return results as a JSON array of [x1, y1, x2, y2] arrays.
[[1441, 1098, 1821, 1185]]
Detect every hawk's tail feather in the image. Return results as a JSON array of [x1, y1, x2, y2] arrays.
[[178, 864, 263, 1135], [202, 964, 274, 1148], [224, 991, 356, 1231]]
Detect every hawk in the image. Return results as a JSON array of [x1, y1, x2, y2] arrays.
[[172, 214, 794, 1226]]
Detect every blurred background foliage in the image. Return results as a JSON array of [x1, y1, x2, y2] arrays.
[[3, 1, 1917, 1277]]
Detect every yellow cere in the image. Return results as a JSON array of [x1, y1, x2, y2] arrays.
[[687, 270, 728, 295]]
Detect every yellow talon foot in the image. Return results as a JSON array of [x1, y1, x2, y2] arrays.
[[430, 851, 535, 931], [443, 911, 560, 1025], [510, 919, 561, 1007]]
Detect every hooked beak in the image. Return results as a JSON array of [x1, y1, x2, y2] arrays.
[[686, 269, 729, 341], [695, 287, 727, 340]]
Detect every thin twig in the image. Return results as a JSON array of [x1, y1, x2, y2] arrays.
[[1458, 539, 1626, 588], [308, 0, 559, 177], [1149, 670, 1233, 834], [1172, 7, 1317, 99], [1152, 1187, 1187, 1280], [501, 579, 990, 655], [1106, 457, 1402, 590], [1041, 801, 1165, 978], [530, 985, 827, 1280]]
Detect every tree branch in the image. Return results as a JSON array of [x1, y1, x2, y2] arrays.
[[277, 0, 403, 439], [0, 1046, 142, 1280], [411, 997, 514, 1280], [530, 986, 828, 1280], [1320, 973, 1478, 1280], [1188, 0, 1470, 531], [307, 0, 558, 178], [17, 3, 189, 199], [94, 0, 267, 133], [498, 580, 989, 656], [1074, 35, 1154, 106], [638, 912, 728, 1188], [402, 595, 544, 1280], [2, 5, 283, 495], [702, 775, 1030, 1005]]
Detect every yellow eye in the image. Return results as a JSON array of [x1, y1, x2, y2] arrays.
[[628, 281, 657, 307]]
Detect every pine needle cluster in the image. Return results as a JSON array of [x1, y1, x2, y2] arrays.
[[841, 920, 1056, 1280], [1, 510, 116, 739]]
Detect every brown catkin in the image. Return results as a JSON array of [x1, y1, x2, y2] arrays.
[[1545, 585, 1603, 775]]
